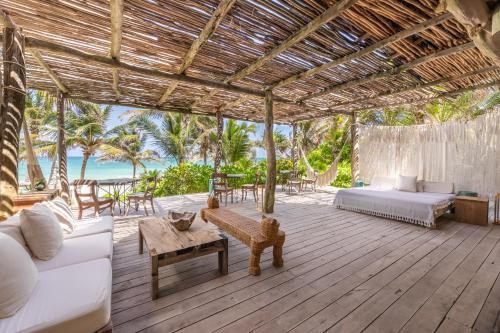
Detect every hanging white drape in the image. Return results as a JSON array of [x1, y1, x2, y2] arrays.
[[358, 112, 500, 196]]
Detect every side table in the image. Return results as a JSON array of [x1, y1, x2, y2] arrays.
[[454, 196, 489, 226]]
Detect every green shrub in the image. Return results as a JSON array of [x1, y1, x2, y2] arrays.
[[332, 160, 352, 188]]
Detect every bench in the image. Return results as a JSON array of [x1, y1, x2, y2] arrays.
[[200, 197, 285, 276]]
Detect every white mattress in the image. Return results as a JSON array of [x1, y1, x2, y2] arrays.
[[334, 187, 455, 228], [65, 215, 114, 239], [0, 258, 111, 333], [34, 232, 113, 272]]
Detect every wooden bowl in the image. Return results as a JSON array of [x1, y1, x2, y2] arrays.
[[167, 211, 196, 231]]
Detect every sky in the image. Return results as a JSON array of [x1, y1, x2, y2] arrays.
[[67, 105, 292, 159]]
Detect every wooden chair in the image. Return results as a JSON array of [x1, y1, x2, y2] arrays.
[[241, 173, 261, 202], [287, 171, 301, 194], [302, 172, 318, 192], [72, 180, 114, 219], [495, 193, 500, 225], [125, 176, 157, 216], [212, 173, 233, 206]]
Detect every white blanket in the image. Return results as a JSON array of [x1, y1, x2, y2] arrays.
[[334, 187, 455, 228]]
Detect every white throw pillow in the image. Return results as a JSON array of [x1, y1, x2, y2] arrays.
[[0, 233, 38, 318], [45, 197, 75, 233], [370, 176, 397, 189], [396, 175, 417, 192], [0, 215, 32, 255], [423, 181, 454, 194], [20, 203, 63, 260]]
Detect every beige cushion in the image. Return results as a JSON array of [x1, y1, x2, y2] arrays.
[[395, 175, 417, 192], [0, 258, 111, 333], [65, 216, 114, 239], [45, 197, 75, 233], [0, 233, 38, 318], [20, 203, 63, 260], [0, 215, 32, 255], [423, 181, 454, 194], [416, 180, 425, 192], [371, 176, 396, 189]]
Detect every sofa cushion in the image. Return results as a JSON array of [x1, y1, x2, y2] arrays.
[[20, 203, 63, 260], [396, 175, 417, 192], [34, 232, 113, 272], [0, 258, 111, 333], [0, 215, 31, 254], [45, 197, 75, 233], [0, 233, 38, 318], [65, 215, 114, 239], [370, 176, 396, 189], [423, 181, 454, 194]]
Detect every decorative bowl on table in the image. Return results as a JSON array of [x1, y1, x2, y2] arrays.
[[167, 211, 196, 231]]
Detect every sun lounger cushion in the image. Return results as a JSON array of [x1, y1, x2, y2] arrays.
[[34, 232, 113, 272], [0, 234, 38, 318], [20, 203, 63, 260], [65, 215, 114, 239], [370, 176, 396, 189], [0, 258, 112, 333], [423, 181, 454, 194]]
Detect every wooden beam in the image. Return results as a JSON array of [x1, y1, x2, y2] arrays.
[[301, 42, 475, 102], [290, 79, 500, 122], [0, 25, 26, 220], [0, 11, 17, 29], [157, 0, 236, 106], [21, 36, 286, 100], [350, 111, 359, 187], [327, 65, 497, 111], [57, 92, 70, 203], [30, 49, 68, 93], [264, 90, 276, 214], [291, 123, 297, 176], [214, 110, 223, 173], [192, 0, 359, 106], [271, 13, 453, 89], [110, 0, 123, 100], [219, 96, 252, 111]]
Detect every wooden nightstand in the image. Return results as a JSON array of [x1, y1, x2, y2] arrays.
[[454, 196, 489, 226]]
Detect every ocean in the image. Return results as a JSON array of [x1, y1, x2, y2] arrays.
[[18, 156, 178, 182]]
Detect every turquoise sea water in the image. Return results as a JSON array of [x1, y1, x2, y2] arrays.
[[18, 156, 178, 182]]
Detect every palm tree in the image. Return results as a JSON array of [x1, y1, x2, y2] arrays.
[[192, 116, 216, 165], [98, 124, 160, 178], [359, 106, 418, 126], [221, 119, 256, 164], [65, 101, 112, 179], [132, 111, 195, 165], [296, 120, 331, 154], [273, 130, 290, 158]]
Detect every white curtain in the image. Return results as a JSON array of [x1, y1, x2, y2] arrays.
[[358, 111, 500, 196]]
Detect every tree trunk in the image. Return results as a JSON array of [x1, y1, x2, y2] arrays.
[[291, 123, 297, 176], [57, 93, 70, 202], [0, 25, 26, 220], [264, 90, 276, 214], [22, 118, 46, 188], [351, 112, 360, 187], [214, 110, 223, 173], [132, 163, 136, 179], [81, 151, 90, 179]]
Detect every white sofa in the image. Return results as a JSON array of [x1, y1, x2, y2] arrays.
[[0, 213, 114, 333]]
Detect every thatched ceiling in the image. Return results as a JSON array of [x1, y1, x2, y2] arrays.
[[1, 0, 499, 123]]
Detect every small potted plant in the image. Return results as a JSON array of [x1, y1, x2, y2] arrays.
[[35, 179, 46, 191]]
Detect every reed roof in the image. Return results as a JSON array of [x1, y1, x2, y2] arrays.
[[1, 0, 499, 123]]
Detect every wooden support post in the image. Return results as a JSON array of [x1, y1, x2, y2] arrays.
[[291, 123, 297, 176], [0, 24, 26, 220], [57, 92, 70, 203], [350, 112, 359, 187], [214, 110, 223, 173], [22, 118, 45, 188], [264, 90, 276, 214]]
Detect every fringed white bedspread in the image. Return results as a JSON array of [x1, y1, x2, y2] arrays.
[[334, 187, 455, 228]]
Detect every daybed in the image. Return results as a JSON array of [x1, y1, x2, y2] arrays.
[[334, 176, 455, 229], [0, 200, 114, 333]]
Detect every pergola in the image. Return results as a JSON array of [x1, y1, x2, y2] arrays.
[[1, 0, 499, 218]]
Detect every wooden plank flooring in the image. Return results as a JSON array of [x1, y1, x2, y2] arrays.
[[111, 190, 500, 333]]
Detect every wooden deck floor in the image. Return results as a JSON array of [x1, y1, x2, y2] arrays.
[[111, 190, 500, 333]]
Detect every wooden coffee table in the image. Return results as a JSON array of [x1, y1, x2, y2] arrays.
[[138, 216, 228, 300]]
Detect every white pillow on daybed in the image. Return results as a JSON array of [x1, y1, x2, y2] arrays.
[[395, 175, 417, 192], [45, 197, 75, 233], [423, 181, 454, 194], [20, 203, 63, 260], [370, 176, 396, 189], [0, 233, 38, 318]]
